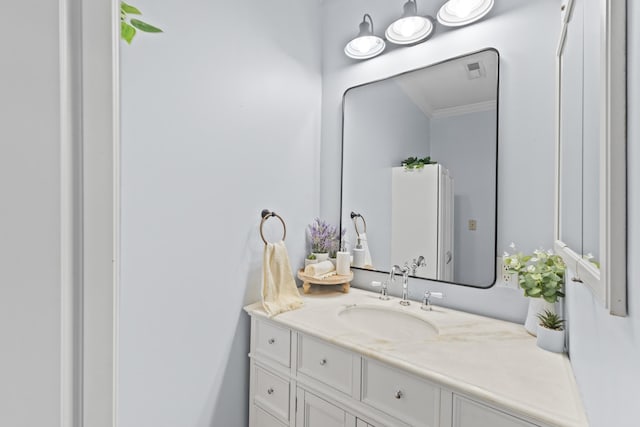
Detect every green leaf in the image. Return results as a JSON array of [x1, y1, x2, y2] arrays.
[[121, 2, 142, 14], [121, 22, 136, 44], [528, 288, 542, 296], [130, 19, 163, 33]]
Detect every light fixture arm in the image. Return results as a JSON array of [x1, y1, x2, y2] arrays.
[[360, 13, 375, 36], [403, 0, 418, 18]]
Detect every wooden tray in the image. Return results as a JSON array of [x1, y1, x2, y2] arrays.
[[297, 269, 353, 294]]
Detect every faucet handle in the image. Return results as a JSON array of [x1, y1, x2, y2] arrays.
[[421, 291, 444, 311], [371, 281, 391, 300]]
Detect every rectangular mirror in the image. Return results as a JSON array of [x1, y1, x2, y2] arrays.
[[341, 49, 499, 288], [555, 0, 626, 315]]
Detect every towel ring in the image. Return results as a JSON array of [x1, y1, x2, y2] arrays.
[[350, 212, 367, 237], [260, 209, 287, 245]]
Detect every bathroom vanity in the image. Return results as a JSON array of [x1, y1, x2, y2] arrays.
[[244, 289, 587, 427]]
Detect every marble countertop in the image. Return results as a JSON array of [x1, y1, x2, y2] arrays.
[[244, 288, 588, 427]]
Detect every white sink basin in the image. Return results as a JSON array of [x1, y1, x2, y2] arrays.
[[338, 304, 438, 342]]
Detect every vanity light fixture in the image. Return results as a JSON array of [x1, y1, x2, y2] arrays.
[[344, 14, 386, 60], [437, 0, 494, 27], [385, 0, 434, 45]]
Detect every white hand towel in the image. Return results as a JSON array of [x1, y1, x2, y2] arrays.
[[304, 260, 336, 278], [359, 232, 373, 268], [262, 241, 303, 317]]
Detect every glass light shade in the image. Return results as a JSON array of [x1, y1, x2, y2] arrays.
[[437, 0, 494, 27], [385, 16, 433, 45], [345, 35, 386, 59]]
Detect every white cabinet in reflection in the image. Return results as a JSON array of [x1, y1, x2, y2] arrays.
[[391, 164, 453, 281]]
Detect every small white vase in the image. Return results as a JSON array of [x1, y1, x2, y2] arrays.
[[536, 326, 565, 353], [524, 298, 555, 336], [304, 258, 318, 268], [312, 252, 329, 262]]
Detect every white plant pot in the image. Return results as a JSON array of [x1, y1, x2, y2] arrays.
[[524, 298, 555, 336], [304, 258, 318, 268], [312, 252, 329, 262], [536, 326, 565, 353]]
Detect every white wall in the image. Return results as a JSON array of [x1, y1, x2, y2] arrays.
[[342, 81, 431, 267], [566, 3, 640, 426], [0, 2, 62, 426], [431, 110, 497, 285], [321, 0, 559, 322], [118, 0, 322, 426]]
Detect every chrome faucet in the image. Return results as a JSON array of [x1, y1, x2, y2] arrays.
[[387, 263, 412, 305], [410, 256, 426, 276]]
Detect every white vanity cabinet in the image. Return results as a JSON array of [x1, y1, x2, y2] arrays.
[[451, 395, 537, 427], [295, 389, 356, 427], [248, 316, 548, 427]]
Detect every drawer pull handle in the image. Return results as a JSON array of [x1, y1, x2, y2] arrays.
[[267, 388, 274, 395], [394, 390, 404, 399], [268, 338, 275, 344], [320, 358, 327, 366]]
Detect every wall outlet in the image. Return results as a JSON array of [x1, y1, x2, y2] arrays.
[[496, 257, 519, 290]]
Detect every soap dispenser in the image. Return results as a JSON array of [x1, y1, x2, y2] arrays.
[[336, 241, 351, 276], [352, 236, 365, 268]]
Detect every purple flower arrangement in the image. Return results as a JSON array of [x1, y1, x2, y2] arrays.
[[308, 218, 345, 256]]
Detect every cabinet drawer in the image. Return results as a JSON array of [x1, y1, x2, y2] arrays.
[[253, 404, 287, 427], [362, 359, 440, 427], [255, 319, 291, 367], [298, 334, 354, 395], [254, 366, 290, 422], [452, 395, 538, 427]]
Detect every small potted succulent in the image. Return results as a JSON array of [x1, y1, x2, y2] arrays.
[[536, 310, 565, 353], [307, 218, 344, 262], [503, 244, 566, 335], [304, 253, 317, 268]]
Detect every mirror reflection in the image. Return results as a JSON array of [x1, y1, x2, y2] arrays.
[[341, 49, 499, 287]]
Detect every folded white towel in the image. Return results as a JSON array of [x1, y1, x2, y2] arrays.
[[359, 232, 373, 268], [304, 260, 336, 278], [262, 241, 303, 317]]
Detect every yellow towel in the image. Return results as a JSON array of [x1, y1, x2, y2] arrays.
[[262, 241, 303, 317]]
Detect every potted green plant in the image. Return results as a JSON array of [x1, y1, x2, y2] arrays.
[[304, 253, 317, 268], [503, 244, 566, 335], [536, 310, 565, 353], [401, 156, 437, 170]]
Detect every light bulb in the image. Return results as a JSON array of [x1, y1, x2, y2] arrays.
[[392, 16, 425, 37], [385, 16, 432, 45], [345, 35, 385, 59], [448, 0, 479, 18], [438, 0, 494, 27], [351, 36, 378, 53]]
